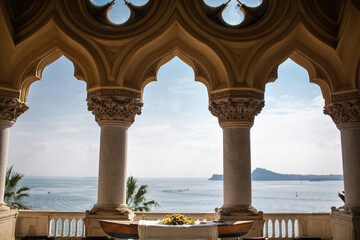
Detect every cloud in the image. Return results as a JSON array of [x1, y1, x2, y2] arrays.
[[252, 94, 342, 175]]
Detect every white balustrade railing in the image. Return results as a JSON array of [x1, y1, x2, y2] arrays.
[[16, 211, 86, 239], [263, 213, 300, 239], [16, 211, 331, 239], [48, 212, 85, 237], [263, 212, 332, 240]]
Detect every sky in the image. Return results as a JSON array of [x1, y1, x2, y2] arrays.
[[7, 0, 343, 178]]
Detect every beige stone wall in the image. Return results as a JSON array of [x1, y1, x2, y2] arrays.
[[0, 210, 17, 240]]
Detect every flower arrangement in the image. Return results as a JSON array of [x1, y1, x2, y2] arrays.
[[160, 214, 195, 225]]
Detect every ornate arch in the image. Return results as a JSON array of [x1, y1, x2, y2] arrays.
[[247, 23, 343, 105], [118, 22, 231, 96], [8, 20, 102, 102]]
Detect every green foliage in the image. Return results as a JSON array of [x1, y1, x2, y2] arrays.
[[338, 191, 345, 203], [126, 176, 159, 212], [5, 166, 31, 209]]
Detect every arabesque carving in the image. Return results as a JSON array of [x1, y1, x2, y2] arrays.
[[87, 95, 143, 126], [331, 91, 359, 102], [195, 64, 207, 79], [0, 97, 29, 124], [324, 100, 360, 128], [210, 90, 264, 101], [209, 97, 264, 128]]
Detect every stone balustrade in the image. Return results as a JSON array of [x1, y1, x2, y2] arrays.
[[15, 211, 332, 239], [16, 211, 86, 239], [263, 212, 332, 240]]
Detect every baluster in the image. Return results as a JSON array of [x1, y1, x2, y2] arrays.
[[82, 219, 86, 236], [271, 219, 275, 238], [68, 218, 72, 236], [278, 219, 282, 238], [285, 219, 289, 238], [291, 219, 295, 238], [61, 218, 65, 236], [75, 219, 79, 237], [54, 218, 59, 237]]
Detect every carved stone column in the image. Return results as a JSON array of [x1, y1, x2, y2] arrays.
[[324, 96, 360, 240], [0, 92, 28, 211], [324, 99, 360, 213], [86, 89, 142, 218], [209, 90, 264, 237]]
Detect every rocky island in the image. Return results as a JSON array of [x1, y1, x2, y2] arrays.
[[209, 168, 343, 181]]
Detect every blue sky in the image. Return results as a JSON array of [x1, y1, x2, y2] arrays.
[[7, 0, 342, 177]]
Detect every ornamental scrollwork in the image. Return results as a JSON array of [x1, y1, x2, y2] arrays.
[[87, 95, 143, 126], [324, 100, 360, 128], [0, 97, 29, 124], [209, 98, 264, 127]]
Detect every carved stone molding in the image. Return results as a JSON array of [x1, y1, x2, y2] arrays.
[[324, 100, 360, 128], [210, 89, 264, 101], [331, 91, 359, 103], [87, 89, 141, 99], [87, 94, 143, 126], [144, 61, 159, 80], [209, 97, 264, 128], [195, 64, 207, 79], [0, 96, 29, 125]]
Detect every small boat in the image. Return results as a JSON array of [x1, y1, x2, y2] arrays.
[[99, 219, 253, 239]]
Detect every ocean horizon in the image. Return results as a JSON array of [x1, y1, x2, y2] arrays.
[[20, 176, 345, 213]]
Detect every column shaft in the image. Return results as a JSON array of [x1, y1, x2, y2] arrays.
[[340, 127, 360, 211], [97, 125, 128, 208], [0, 125, 11, 210], [223, 126, 251, 208]]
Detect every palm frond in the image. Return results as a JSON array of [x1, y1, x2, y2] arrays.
[[126, 176, 159, 212], [4, 165, 30, 209]]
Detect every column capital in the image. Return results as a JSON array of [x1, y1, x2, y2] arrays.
[[87, 89, 143, 127], [0, 92, 29, 126], [324, 99, 360, 129], [209, 90, 264, 128]]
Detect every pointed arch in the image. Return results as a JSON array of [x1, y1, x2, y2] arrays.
[[118, 22, 231, 96], [247, 23, 343, 104], [8, 20, 103, 102]]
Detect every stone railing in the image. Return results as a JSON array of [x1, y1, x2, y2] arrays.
[[263, 213, 333, 240], [15, 211, 332, 239], [16, 211, 86, 239]]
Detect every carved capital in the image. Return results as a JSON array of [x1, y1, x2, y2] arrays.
[[87, 95, 143, 126], [0, 96, 29, 125], [324, 100, 360, 128], [209, 97, 264, 128]]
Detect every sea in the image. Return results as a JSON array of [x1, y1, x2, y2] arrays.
[[21, 177, 345, 213]]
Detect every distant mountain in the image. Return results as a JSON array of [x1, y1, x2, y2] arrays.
[[208, 174, 223, 180], [208, 168, 343, 181]]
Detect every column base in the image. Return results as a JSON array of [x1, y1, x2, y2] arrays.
[[89, 204, 134, 216], [0, 209, 18, 240], [85, 205, 135, 237], [0, 203, 10, 211], [215, 205, 264, 239], [332, 207, 360, 240]]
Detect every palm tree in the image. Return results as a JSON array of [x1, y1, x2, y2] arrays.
[[338, 191, 345, 203], [5, 166, 31, 209], [126, 176, 159, 212]]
